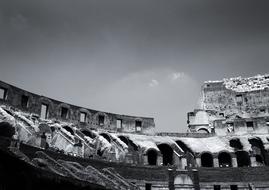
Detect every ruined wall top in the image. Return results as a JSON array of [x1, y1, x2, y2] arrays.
[[0, 80, 155, 134]]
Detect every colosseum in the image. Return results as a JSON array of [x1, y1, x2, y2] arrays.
[[1, 74, 269, 190]]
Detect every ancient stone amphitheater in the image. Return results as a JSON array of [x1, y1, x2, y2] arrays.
[[1, 74, 269, 190]]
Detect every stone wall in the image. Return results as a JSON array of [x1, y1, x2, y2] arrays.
[[0, 80, 155, 134]]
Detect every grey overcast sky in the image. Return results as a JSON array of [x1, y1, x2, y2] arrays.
[[0, 0, 269, 132]]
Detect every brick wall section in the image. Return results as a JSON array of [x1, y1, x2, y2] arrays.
[[198, 167, 269, 183], [0, 80, 155, 134]]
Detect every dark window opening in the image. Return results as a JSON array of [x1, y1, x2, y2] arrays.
[[0, 88, 7, 100], [260, 108, 266, 113], [99, 115, 105, 125], [236, 94, 243, 106], [218, 152, 232, 167], [116, 119, 122, 129], [61, 107, 69, 119], [230, 185, 238, 190], [21, 95, 29, 108], [80, 112, 86, 122], [41, 104, 48, 119], [201, 152, 213, 167], [135, 120, 142, 132], [147, 149, 158, 165], [157, 144, 173, 166], [214, 185, 221, 190], [145, 183, 152, 190], [246, 121, 254, 131], [236, 151, 250, 167], [219, 113, 224, 117]]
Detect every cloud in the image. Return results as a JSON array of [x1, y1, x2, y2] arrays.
[[170, 72, 184, 81], [149, 79, 159, 87]]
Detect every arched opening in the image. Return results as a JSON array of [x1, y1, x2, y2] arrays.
[[157, 143, 173, 166], [118, 136, 138, 151], [230, 138, 243, 149], [201, 152, 213, 167], [218, 152, 232, 167], [235, 151, 250, 167], [197, 128, 209, 133], [118, 136, 129, 146], [99, 133, 111, 143], [62, 126, 74, 136], [81, 130, 96, 139], [249, 137, 268, 165], [176, 140, 195, 167], [0, 122, 15, 138], [147, 149, 158, 165]]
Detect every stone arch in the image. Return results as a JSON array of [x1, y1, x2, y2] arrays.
[[81, 129, 97, 139], [175, 140, 194, 155], [200, 152, 213, 167], [235, 151, 250, 167], [146, 148, 158, 165], [248, 137, 268, 165], [93, 112, 110, 126], [197, 127, 210, 133], [118, 135, 138, 151], [62, 125, 75, 136], [218, 151, 232, 167], [157, 143, 173, 166], [230, 138, 243, 149], [99, 133, 111, 143]]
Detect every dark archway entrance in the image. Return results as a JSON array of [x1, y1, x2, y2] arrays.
[[218, 152, 232, 167], [0, 122, 15, 138], [157, 144, 173, 166], [81, 130, 96, 139], [235, 151, 250, 167], [99, 133, 111, 143], [201, 152, 213, 167], [147, 149, 158, 165], [248, 137, 268, 165], [62, 126, 74, 135]]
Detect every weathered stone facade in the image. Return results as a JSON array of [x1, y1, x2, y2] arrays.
[[0, 80, 155, 135]]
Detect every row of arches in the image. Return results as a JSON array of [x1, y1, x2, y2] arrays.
[[200, 151, 251, 168]]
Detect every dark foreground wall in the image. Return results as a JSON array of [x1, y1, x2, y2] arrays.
[[0, 148, 108, 190], [0, 80, 155, 134]]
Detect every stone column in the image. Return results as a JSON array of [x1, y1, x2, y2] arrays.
[[232, 156, 238, 167], [196, 157, 201, 167], [143, 154, 148, 165], [213, 158, 219, 167], [181, 157, 187, 169], [157, 154, 163, 166], [250, 155, 257, 167]]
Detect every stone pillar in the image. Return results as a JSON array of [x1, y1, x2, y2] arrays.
[[157, 154, 163, 166], [181, 157, 187, 169], [143, 154, 148, 165], [232, 157, 238, 167], [173, 152, 181, 168], [196, 157, 201, 167], [213, 158, 219, 167], [250, 155, 257, 167]]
